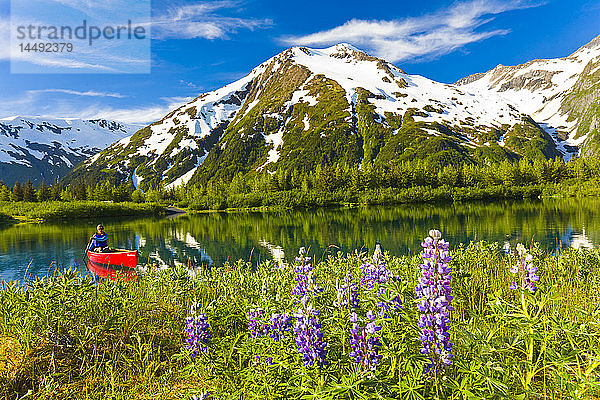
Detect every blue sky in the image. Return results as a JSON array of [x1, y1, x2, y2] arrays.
[[0, 0, 599, 124]]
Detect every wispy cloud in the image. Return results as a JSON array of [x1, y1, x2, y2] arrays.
[[75, 103, 184, 125], [0, 89, 193, 125], [64, 96, 195, 124], [28, 89, 128, 98], [153, 1, 272, 40], [280, 0, 544, 62]]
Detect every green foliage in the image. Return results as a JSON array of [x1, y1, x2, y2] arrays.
[[0, 201, 165, 221], [7, 156, 600, 213], [173, 157, 600, 210], [22, 180, 36, 202], [0, 212, 15, 226], [11, 182, 23, 202], [36, 182, 51, 202], [1, 245, 599, 398]]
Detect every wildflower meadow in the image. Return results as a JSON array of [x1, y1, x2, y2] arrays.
[[0, 230, 599, 399]]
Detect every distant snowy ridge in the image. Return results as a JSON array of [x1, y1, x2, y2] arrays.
[[457, 34, 600, 159], [0, 116, 135, 186]]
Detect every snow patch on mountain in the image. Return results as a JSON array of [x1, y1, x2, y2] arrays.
[[458, 35, 600, 157], [282, 44, 525, 139]]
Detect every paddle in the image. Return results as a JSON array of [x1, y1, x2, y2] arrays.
[[83, 236, 93, 262]]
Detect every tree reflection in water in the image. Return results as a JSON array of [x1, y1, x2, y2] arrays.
[[0, 197, 598, 282]]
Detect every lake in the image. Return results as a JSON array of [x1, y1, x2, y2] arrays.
[[1, 197, 598, 282]]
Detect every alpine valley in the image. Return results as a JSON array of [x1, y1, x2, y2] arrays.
[[0, 117, 134, 186], [62, 35, 600, 190]]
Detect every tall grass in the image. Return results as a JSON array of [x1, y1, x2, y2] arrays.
[[0, 201, 165, 222], [0, 242, 599, 399]]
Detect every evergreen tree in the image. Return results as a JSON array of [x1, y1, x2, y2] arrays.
[[11, 181, 23, 202], [0, 182, 10, 201], [37, 181, 52, 202], [23, 180, 37, 202], [71, 182, 87, 200], [131, 189, 145, 203], [112, 183, 132, 202], [50, 183, 62, 201]]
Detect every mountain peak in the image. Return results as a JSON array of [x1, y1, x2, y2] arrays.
[[68, 38, 562, 190], [581, 33, 600, 50], [324, 43, 362, 54]]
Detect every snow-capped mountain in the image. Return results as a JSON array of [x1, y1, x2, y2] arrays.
[[0, 116, 135, 186], [457, 34, 600, 159], [68, 43, 561, 190]]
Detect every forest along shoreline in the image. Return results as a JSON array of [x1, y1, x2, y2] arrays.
[[1, 156, 600, 225]]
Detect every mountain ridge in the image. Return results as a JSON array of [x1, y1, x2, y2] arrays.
[[0, 116, 135, 186], [66, 41, 592, 190], [456, 33, 600, 159]]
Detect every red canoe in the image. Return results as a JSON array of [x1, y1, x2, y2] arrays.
[[86, 249, 138, 268], [87, 259, 137, 281]]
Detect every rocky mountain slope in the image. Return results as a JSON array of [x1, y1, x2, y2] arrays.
[[67, 44, 563, 190], [457, 34, 600, 159], [0, 116, 134, 186]]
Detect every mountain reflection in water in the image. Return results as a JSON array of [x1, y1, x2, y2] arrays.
[[0, 198, 598, 282]]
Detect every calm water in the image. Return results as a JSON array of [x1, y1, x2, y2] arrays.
[[0, 198, 598, 282]]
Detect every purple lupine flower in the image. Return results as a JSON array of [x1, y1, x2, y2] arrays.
[[248, 308, 269, 338], [349, 311, 383, 371], [376, 287, 403, 318], [191, 392, 209, 400], [184, 310, 211, 358], [269, 313, 293, 341], [293, 247, 323, 297], [293, 299, 327, 366], [334, 275, 359, 309], [509, 244, 538, 292], [253, 355, 275, 368], [415, 229, 454, 370], [361, 244, 392, 289]]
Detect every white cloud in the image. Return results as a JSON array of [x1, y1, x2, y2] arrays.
[[280, 0, 544, 62], [65, 96, 194, 124], [152, 1, 272, 40], [28, 89, 128, 98], [0, 90, 193, 125]]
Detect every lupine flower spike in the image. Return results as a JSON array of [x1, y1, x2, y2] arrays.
[[415, 229, 454, 371], [376, 287, 403, 318], [269, 313, 293, 341], [293, 247, 322, 297], [509, 243, 539, 292], [293, 297, 328, 366], [335, 275, 359, 309], [349, 311, 383, 371], [361, 244, 392, 289], [248, 308, 269, 338], [185, 303, 211, 358]]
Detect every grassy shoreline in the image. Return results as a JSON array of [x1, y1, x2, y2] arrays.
[[0, 201, 166, 223], [1, 180, 600, 224], [1, 242, 599, 399]]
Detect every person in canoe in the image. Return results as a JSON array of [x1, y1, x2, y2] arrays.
[[89, 224, 109, 252]]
